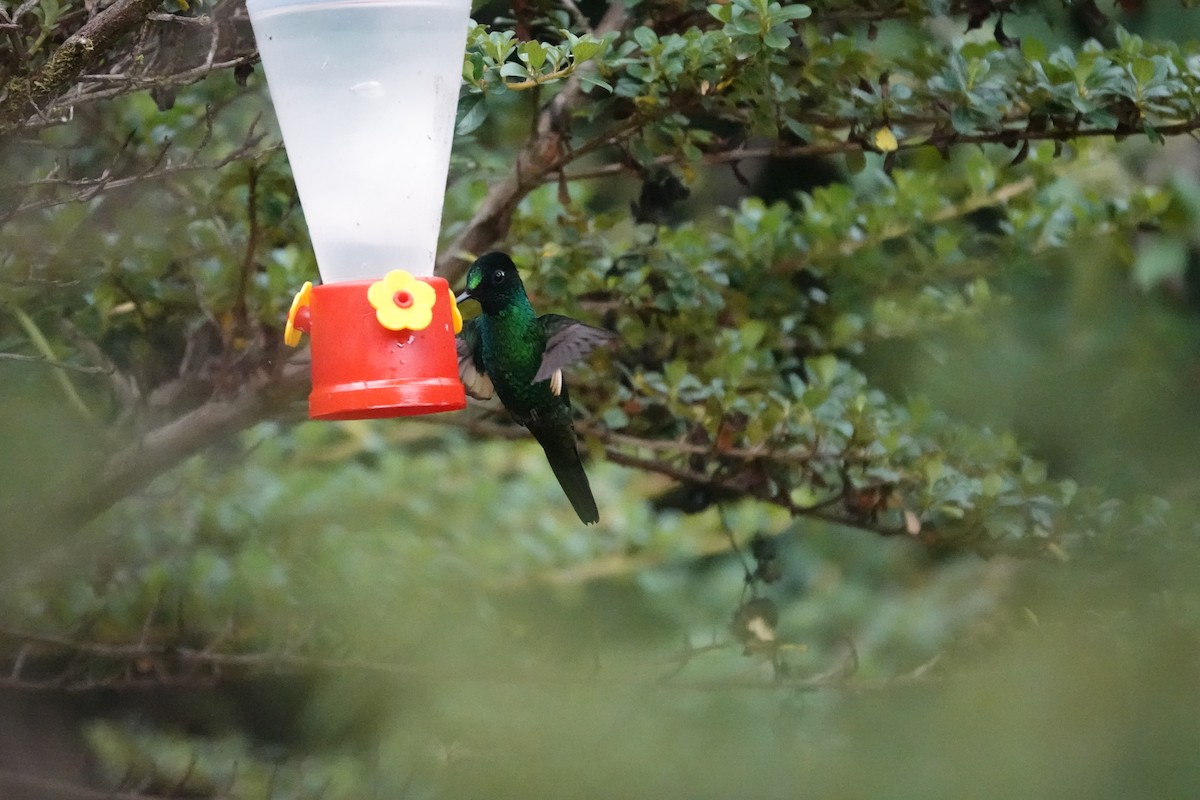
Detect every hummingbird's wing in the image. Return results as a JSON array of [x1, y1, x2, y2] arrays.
[[533, 314, 619, 385], [456, 318, 495, 400]]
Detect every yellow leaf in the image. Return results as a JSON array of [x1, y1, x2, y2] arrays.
[[874, 126, 898, 152]]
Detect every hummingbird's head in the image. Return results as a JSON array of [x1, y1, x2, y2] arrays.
[[456, 251, 526, 313]]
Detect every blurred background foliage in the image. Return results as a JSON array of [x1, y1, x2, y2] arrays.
[[1, 0, 1200, 797]]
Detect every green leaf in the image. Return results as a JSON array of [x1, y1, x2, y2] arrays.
[[601, 407, 629, 429], [462, 53, 483, 83], [571, 38, 604, 63], [732, 15, 761, 35], [707, 3, 731, 22], [1021, 36, 1047, 62], [740, 320, 767, 350], [455, 94, 488, 136], [500, 62, 530, 80], [1130, 57, 1156, 86], [772, 3, 811, 21], [521, 41, 547, 71], [485, 30, 516, 63], [633, 26, 657, 50], [1133, 236, 1187, 290], [808, 354, 839, 386], [763, 27, 790, 50], [579, 74, 614, 93]]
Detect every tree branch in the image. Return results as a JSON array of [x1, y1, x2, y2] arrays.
[[0, 625, 907, 694], [560, 116, 1200, 182], [40, 359, 310, 534], [0, 0, 165, 131], [0, 767, 205, 800], [423, 413, 916, 540], [600, 448, 908, 539]]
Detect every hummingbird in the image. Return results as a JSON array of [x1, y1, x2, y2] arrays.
[[455, 252, 617, 524]]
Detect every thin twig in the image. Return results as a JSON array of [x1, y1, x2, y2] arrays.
[[0, 352, 111, 374], [0, 626, 900, 694], [3, 134, 278, 219], [234, 163, 260, 330], [560, 0, 592, 32], [9, 307, 96, 422]]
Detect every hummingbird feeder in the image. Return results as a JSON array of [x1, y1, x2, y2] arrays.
[[248, 0, 470, 419]]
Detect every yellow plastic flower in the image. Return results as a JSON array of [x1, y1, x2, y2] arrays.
[[367, 270, 437, 331], [284, 281, 313, 347], [448, 287, 463, 334]]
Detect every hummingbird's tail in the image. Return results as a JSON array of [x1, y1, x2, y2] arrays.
[[528, 422, 600, 525]]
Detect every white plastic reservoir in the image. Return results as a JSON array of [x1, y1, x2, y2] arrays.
[[247, 0, 472, 281]]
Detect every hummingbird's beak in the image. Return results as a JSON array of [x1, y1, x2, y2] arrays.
[[455, 290, 473, 304]]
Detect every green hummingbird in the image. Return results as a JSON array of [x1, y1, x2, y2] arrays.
[[455, 252, 617, 524]]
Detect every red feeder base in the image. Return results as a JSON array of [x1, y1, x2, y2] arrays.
[[297, 278, 466, 420]]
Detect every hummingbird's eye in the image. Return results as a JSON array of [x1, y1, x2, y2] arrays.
[[491, 269, 505, 285]]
